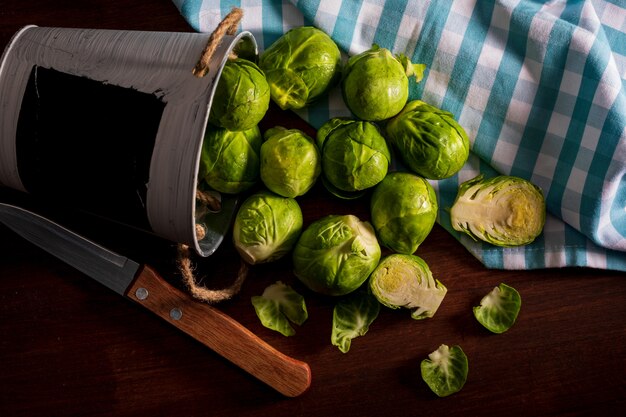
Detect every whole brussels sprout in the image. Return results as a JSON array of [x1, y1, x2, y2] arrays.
[[199, 125, 262, 194], [370, 172, 438, 254], [450, 174, 546, 246], [369, 254, 447, 320], [260, 126, 321, 198], [209, 58, 270, 131], [386, 100, 470, 180], [342, 44, 425, 121], [317, 118, 391, 197], [233, 191, 303, 265], [293, 214, 381, 296], [259, 26, 341, 110]]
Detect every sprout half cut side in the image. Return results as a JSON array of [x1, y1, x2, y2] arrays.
[[450, 174, 546, 247], [369, 254, 447, 319]]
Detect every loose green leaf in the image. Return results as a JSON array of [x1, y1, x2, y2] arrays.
[[421, 344, 468, 397], [473, 283, 521, 334], [251, 281, 308, 336], [331, 289, 380, 353]]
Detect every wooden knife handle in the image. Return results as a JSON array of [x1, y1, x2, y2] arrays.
[[126, 265, 311, 397]]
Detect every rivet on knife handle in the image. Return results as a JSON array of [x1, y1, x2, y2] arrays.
[[127, 265, 312, 397]]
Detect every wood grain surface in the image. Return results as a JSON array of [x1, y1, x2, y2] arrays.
[[1, 1, 625, 416]]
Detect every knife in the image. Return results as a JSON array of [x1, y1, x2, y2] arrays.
[[0, 202, 311, 397]]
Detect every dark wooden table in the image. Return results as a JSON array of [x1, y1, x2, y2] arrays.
[[1, 1, 625, 416]]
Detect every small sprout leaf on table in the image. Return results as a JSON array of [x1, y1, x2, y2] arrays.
[[331, 289, 380, 353], [473, 283, 521, 334], [420, 344, 468, 397], [251, 281, 308, 336]]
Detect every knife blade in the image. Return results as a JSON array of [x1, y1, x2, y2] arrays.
[[0, 202, 311, 397]]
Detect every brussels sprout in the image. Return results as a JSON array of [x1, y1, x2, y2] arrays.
[[385, 100, 470, 180], [251, 281, 308, 336], [369, 254, 447, 319], [209, 58, 270, 131], [317, 118, 391, 196], [370, 172, 438, 254], [331, 289, 380, 353], [450, 174, 546, 246], [260, 127, 321, 198], [259, 26, 341, 110], [342, 44, 425, 121], [473, 283, 521, 334], [232, 191, 303, 265], [199, 125, 262, 194], [421, 344, 468, 397], [293, 214, 381, 296]]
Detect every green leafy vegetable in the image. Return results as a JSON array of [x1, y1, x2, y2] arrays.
[[199, 125, 262, 194], [342, 45, 425, 121], [293, 214, 381, 296], [209, 58, 270, 131], [317, 117, 391, 197], [331, 289, 380, 353], [251, 281, 308, 336], [369, 254, 447, 319], [260, 126, 321, 198], [450, 174, 546, 246], [259, 26, 341, 110], [232, 191, 303, 265], [385, 100, 470, 180], [370, 172, 438, 254], [421, 344, 468, 397], [473, 283, 521, 334]]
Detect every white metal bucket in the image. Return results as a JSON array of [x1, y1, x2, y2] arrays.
[[0, 26, 257, 257]]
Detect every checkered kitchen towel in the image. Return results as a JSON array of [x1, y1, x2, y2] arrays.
[[174, 0, 626, 271]]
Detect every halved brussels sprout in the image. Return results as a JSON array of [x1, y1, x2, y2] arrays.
[[331, 289, 380, 353], [473, 283, 521, 334], [251, 281, 308, 336], [209, 58, 270, 131], [317, 118, 391, 196], [385, 100, 470, 179], [369, 254, 447, 319], [421, 344, 468, 397], [260, 127, 321, 198], [370, 172, 438, 254], [259, 26, 341, 110], [293, 214, 381, 296], [199, 125, 262, 194], [342, 45, 425, 121], [232, 191, 303, 265], [450, 174, 546, 246]]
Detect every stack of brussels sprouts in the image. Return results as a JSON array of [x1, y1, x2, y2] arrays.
[[198, 25, 543, 396]]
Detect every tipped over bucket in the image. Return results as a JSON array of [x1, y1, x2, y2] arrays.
[[0, 25, 258, 257]]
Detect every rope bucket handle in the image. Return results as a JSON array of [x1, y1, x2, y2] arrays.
[[180, 7, 248, 303], [192, 7, 244, 78]]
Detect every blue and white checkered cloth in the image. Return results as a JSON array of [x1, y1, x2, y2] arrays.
[[174, 0, 626, 272]]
